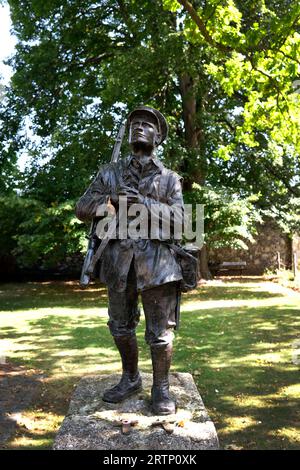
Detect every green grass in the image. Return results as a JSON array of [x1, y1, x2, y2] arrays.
[[0, 277, 299, 450]]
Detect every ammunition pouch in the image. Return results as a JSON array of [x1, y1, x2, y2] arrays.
[[169, 244, 200, 292]]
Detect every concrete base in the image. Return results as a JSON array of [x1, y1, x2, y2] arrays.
[[53, 372, 219, 450]]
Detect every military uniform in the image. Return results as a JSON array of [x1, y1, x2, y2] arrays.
[[76, 106, 182, 414], [75, 153, 183, 346]]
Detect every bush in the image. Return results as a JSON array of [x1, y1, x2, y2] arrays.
[[184, 184, 263, 250], [0, 194, 86, 270]]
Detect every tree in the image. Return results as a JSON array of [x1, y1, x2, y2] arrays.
[[0, 194, 84, 277], [0, 0, 299, 276], [164, 0, 300, 201]]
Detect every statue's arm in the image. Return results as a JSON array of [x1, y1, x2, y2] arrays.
[[144, 173, 183, 209], [75, 165, 111, 222], [143, 173, 184, 240]]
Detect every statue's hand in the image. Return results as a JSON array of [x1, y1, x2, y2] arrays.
[[118, 188, 144, 205], [126, 193, 145, 205], [109, 192, 119, 206]]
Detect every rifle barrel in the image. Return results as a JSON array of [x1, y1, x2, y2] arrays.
[[111, 121, 126, 163]]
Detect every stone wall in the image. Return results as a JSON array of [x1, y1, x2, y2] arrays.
[[208, 218, 293, 275]]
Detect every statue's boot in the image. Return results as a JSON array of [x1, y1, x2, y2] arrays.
[[150, 343, 176, 415], [102, 335, 142, 403]]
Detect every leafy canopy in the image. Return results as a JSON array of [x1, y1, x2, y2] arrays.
[[0, 0, 299, 268]]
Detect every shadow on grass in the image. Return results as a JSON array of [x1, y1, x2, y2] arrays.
[[0, 281, 108, 311], [2, 374, 82, 450], [0, 279, 286, 312], [1, 315, 115, 371], [174, 303, 300, 449], [185, 285, 284, 302], [1, 279, 299, 449], [0, 364, 43, 449]]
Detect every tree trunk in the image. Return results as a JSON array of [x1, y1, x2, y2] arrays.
[[199, 244, 212, 280], [179, 73, 211, 279]]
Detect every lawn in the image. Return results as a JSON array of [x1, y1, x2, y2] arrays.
[[0, 277, 299, 450]]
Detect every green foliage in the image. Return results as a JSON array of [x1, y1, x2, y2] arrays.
[[164, 0, 300, 214], [263, 197, 300, 234], [198, 1, 299, 160], [0, 194, 40, 255], [0, 0, 299, 270], [184, 184, 262, 249], [0, 194, 86, 268], [163, 0, 181, 12]]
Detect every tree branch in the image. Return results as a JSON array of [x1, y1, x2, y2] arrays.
[[273, 14, 300, 52], [177, 0, 234, 53], [177, 0, 300, 61], [261, 159, 300, 197], [275, 49, 300, 66], [249, 62, 289, 115]]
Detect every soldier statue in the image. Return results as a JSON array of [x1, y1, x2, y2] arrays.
[[75, 106, 185, 415]]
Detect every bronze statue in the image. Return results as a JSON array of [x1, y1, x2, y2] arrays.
[[75, 106, 185, 415]]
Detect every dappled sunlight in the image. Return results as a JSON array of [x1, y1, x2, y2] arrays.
[[53, 360, 121, 378], [222, 416, 258, 433], [181, 280, 300, 313], [53, 347, 115, 357], [223, 345, 296, 366], [279, 383, 300, 396], [0, 281, 108, 312], [182, 296, 299, 312], [271, 427, 299, 445], [0, 307, 108, 316], [6, 410, 64, 450], [173, 281, 299, 449], [1, 277, 299, 449]]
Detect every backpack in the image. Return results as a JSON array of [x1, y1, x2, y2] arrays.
[[159, 168, 201, 292]]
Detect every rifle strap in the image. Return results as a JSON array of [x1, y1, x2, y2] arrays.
[[89, 167, 174, 273], [88, 214, 117, 274]]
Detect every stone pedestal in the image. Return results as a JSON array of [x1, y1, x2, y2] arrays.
[[53, 372, 219, 450]]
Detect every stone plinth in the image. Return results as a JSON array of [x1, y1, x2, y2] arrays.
[[53, 372, 219, 450]]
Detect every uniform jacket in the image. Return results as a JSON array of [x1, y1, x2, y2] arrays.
[[75, 154, 184, 292]]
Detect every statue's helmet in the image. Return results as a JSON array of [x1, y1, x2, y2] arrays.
[[127, 105, 168, 147]]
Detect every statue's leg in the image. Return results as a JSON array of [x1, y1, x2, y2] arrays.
[[103, 261, 142, 403], [150, 342, 175, 415], [102, 335, 142, 403], [142, 281, 178, 415]]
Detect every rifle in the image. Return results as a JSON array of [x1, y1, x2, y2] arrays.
[[79, 120, 126, 288], [79, 218, 99, 288]]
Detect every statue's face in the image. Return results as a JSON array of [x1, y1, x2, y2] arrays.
[[129, 112, 159, 148]]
